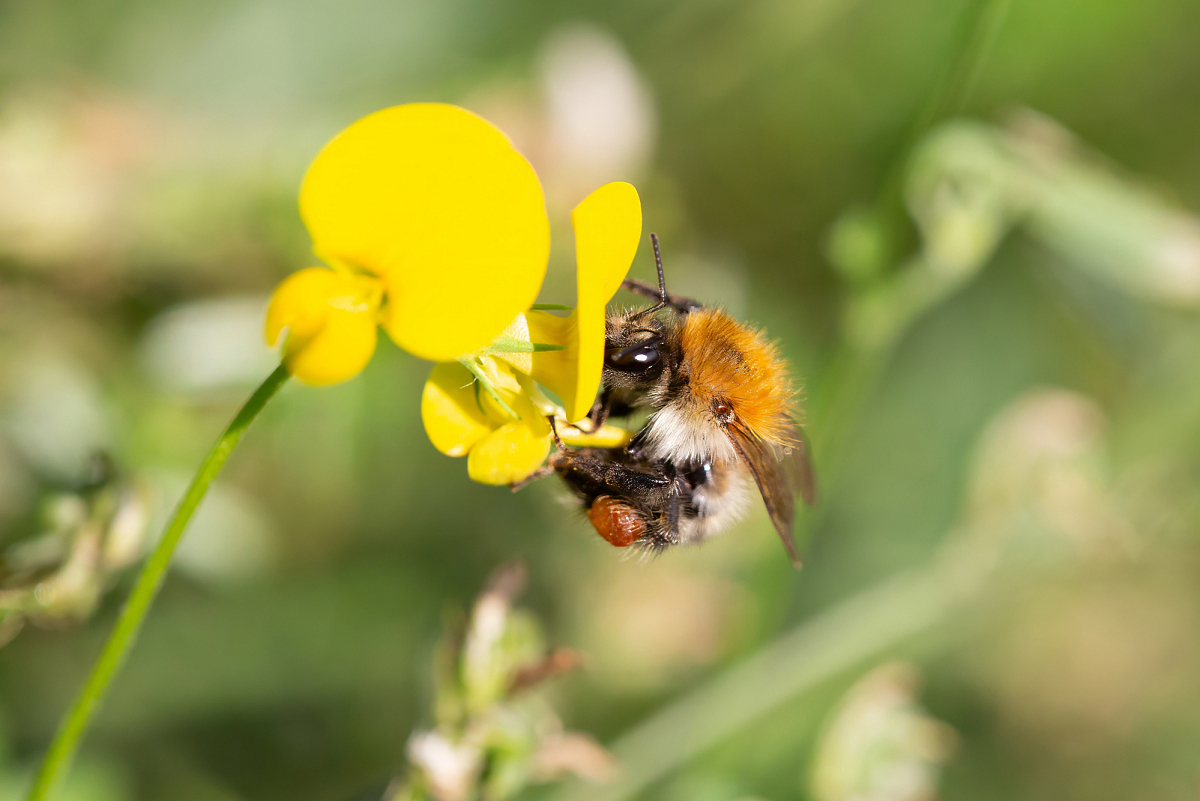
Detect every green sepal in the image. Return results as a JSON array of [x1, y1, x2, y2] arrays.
[[457, 357, 519, 419], [480, 335, 565, 355]]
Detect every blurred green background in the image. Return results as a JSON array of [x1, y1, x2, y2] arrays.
[[4, 0, 1200, 799]]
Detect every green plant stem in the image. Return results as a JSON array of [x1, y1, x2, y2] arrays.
[[25, 365, 291, 801]]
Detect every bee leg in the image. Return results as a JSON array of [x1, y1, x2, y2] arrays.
[[509, 465, 555, 492], [574, 389, 612, 434], [666, 486, 684, 536], [603, 461, 672, 489], [557, 450, 676, 508], [638, 502, 682, 551], [549, 450, 614, 506], [546, 415, 565, 450], [601, 460, 678, 508], [624, 426, 650, 460]]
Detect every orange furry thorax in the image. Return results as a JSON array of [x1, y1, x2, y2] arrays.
[[679, 309, 795, 445]]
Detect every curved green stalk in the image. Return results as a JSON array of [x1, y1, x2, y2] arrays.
[[25, 365, 291, 801]]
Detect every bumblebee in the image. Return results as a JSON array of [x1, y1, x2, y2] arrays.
[[546, 235, 815, 565]]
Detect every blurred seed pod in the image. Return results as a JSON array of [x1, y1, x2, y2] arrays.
[[1006, 110, 1200, 306], [810, 663, 956, 801], [948, 389, 1136, 582], [906, 121, 1026, 280], [101, 484, 151, 572], [0, 466, 156, 645]]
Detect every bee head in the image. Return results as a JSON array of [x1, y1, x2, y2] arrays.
[[601, 310, 676, 394]]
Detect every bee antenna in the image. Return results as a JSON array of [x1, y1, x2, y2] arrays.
[[632, 234, 669, 319], [651, 233, 667, 307]]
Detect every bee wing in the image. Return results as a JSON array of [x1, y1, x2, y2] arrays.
[[725, 423, 802, 568], [784, 422, 818, 507]]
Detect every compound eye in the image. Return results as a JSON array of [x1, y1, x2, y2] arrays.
[[604, 340, 661, 373]]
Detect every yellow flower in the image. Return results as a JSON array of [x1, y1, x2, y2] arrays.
[[266, 103, 550, 382], [422, 360, 553, 485], [422, 359, 631, 486], [503, 181, 643, 422], [420, 182, 642, 485], [267, 102, 643, 485]]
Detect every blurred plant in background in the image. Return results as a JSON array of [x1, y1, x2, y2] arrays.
[[855, 108, 1200, 351], [552, 384, 1132, 801], [4, 1, 1200, 800], [0, 468, 148, 649], [384, 563, 612, 801], [17, 97, 648, 801], [810, 663, 956, 801]]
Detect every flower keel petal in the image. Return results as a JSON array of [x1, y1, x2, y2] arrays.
[[467, 420, 552, 486], [422, 362, 493, 457]]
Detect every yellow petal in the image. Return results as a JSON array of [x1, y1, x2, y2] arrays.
[[524, 308, 579, 413], [421, 362, 492, 457], [461, 363, 552, 485], [467, 420, 551, 486], [300, 104, 550, 362], [573, 182, 644, 306], [265, 267, 336, 347], [490, 313, 534, 376], [422, 358, 551, 469], [527, 182, 642, 421], [484, 364, 552, 438], [265, 268, 378, 386]]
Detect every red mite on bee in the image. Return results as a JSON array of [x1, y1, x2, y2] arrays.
[[516, 234, 816, 567]]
